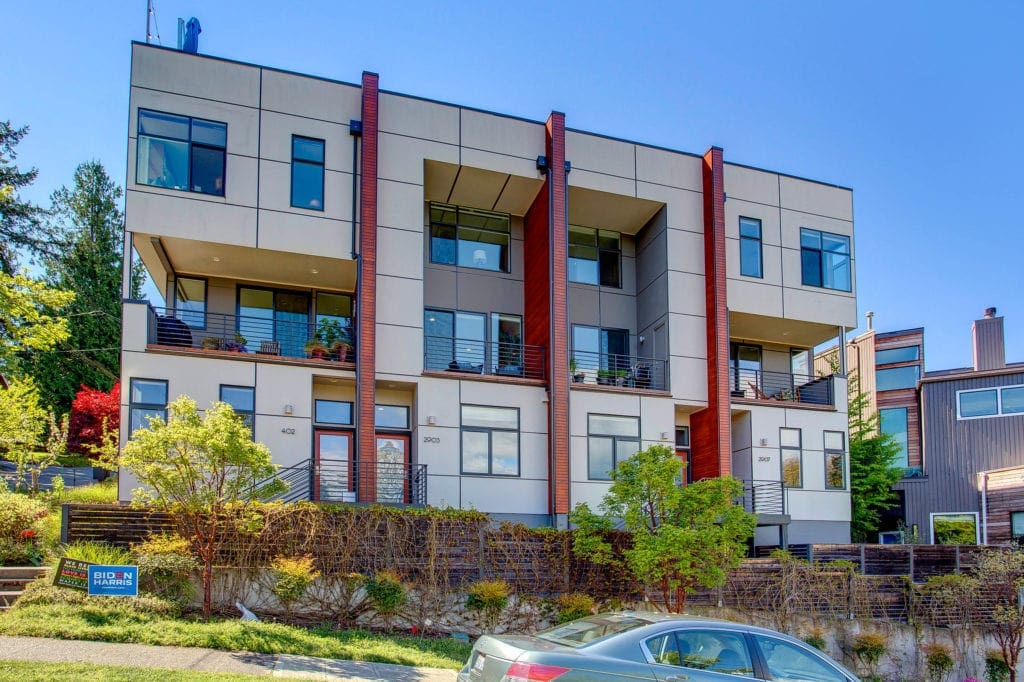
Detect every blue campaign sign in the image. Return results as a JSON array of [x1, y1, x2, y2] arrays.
[[87, 565, 139, 597]]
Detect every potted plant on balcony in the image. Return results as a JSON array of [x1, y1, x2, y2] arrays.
[[304, 339, 328, 360], [332, 339, 352, 362], [222, 332, 247, 353], [570, 359, 585, 383], [597, 369, 614, 386], [201, 336, 221, 350]]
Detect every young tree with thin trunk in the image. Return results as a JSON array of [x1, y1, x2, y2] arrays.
[[847, 370, 903, 542], [571, 444, 756, 612], [120, 396, 281, 618]]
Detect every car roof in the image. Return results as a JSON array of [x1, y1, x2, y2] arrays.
[[592, 611, 808, 639]]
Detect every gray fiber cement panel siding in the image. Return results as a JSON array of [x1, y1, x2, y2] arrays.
[[898, 371, 1024, 535]]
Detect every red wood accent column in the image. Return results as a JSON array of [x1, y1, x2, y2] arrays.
[[357, 72, 379, 502], [691, 146, 731, 479], [547, 113, 570, 520]]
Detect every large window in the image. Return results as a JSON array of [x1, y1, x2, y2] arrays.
[[220, 385, 254, 436], [461, 405, 519, 476], [780, 427, 802, 488], [291, 136, 324, 210], [429, 203, 511, 272], [739, 217, 763, 278], [238, 287, 310, 358], [588, 414, 640, 480], [931, 512, 979, 545], [424, 309, 522, 375], [958, 385, 1024, 419], [174, 276, 207, 329], [137, 109, 226, 196], [314, 400, 352, 425], [568, 225, 621, 287], [824, 431, 845, 490], [573, 325, 630, 378], [730, 343, 762, 393], [879, 407, 909, 469], [129, 378, 168, 435], [876, 365, 920, 391], [876, 346, 919, 364], [800, 228, 850, 291]]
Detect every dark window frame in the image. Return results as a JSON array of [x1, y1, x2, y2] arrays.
[[136, 108, 226, 197], [128, 378, 168, 436], [875, 346, 920, 364], [780, 427, 802, 488], [219, 384, 255, 437], [424, 307, 523, 376], [675, 426, 692, 485], [587, 413, 640, 481], [428, 202, 512, 273], [375, 404, 410, 430], [739, 216, 763, 278], [824, 430, 846, 490], [800, 227, 851, 291], [1011, 511, 1024, 542], [568, 224, 622, 288], [459, 404, 521, 477], [314, 399, 354, 426], [290, 135, 325, 211], [875, 365, 921, 391]]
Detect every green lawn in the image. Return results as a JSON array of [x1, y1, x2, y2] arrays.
[[0, 660, 264, 681], [0, 603, 472, 670]]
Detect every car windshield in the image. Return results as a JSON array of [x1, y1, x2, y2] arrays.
[[536, 615, 651, 648]]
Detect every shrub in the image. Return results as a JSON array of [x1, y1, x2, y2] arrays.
[[851, 632, 887, 677], [133, 534, 197, 605], [13, 579, 178, 616], [555, 593, 595, 623], [0, 488, 49, 565], [364, 570, 406, 616], [802, 629, 827, 651], [922, 642, 955, 682], [51, 541, 133, 569], [67, 383, 119, 457], [61, 479, 118, 505], [271, 555, 320, 607], [985, 648, 1011, 682], [465, 579, 511, 633]]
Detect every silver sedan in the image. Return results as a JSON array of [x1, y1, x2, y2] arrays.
[[458, 612, 859, 681]]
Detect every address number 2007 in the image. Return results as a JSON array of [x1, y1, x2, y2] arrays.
[[757, 456, 772, 462]]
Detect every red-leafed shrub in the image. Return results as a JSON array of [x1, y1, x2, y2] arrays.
[[68, 383, 119, 457]]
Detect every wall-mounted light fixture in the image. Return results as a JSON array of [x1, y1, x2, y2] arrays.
[[426, 415, 437, 426], [759, 437, 768, 446], [639, 335, 646, 345], [660, 431, 670, 441], [284, 404, 294, 415], [536, 155, 548, 174]]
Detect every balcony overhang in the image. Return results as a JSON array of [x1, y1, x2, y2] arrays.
[[424, 160, 544, 216], [136, 235, 356, 292], [729, 311, 841, 349], [568, 186, 663, 235]]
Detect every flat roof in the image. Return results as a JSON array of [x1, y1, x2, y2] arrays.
[[130, 42, 851, 191]]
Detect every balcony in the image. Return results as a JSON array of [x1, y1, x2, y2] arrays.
[[570, 350, 668, 392], [740, 479, 786, 518], [730, 368, 834, 407], [424, 335, 546, 381], [147, 306, 355, 365], [257, 458, 427, 506]]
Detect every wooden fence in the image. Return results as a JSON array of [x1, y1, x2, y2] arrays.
[[61, 503, 1005, 622]]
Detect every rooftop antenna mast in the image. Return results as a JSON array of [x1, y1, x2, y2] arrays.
[[145, 0, 162, 45]]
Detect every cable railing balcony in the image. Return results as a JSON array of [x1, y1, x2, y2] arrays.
[[254, 458, 427, 506], [147, 306, 355, 363], [740, 479, 786, 517], [730, 367, 834, 407], [424, 335, 546, 380], [570, 350, 668, 391]]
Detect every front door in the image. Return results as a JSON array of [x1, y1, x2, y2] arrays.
[[375, 434, 409, 503], [314, 430, 353, 502]]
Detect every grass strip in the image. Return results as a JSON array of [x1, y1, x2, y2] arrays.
[[0, 660, 263, 681]]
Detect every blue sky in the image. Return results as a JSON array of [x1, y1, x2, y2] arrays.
[[5, 1, 1022, 371]]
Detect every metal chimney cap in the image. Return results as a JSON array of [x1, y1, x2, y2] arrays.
[[985, 307, 997, 318]]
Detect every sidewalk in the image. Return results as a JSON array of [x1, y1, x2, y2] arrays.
[[0, 635, 459, 681]]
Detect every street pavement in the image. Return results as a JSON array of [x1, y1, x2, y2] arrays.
[[0, 635, 459, 681]]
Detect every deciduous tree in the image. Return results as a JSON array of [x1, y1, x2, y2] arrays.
[[119, 396, 281, 618], [67, 382, 120, 457], [570, 444, 756, 612], [0, 271, 74, 375]]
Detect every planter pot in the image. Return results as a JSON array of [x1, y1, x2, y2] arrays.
[[308, 348, 328, 360], [334, 346, 350, 362], [573, 374, 585, 383], [201, 338, 221, 350]]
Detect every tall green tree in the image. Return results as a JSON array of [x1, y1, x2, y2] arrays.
[[24, 161, 136, 412], [848, 370, 903, 542], [0, 271, 74, 376], [570, 444, 756, 612], [0, 121, 53, 273]]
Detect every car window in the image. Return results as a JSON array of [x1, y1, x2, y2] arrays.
[[752, 635, 847, 681], [656, 629, 755, 677], [537, 615, 651, 647]]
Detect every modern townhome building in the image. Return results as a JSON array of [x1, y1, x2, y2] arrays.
[[118, 41, 858, 547]]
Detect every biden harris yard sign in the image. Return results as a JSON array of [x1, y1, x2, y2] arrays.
[[87, 565, 139, 596]]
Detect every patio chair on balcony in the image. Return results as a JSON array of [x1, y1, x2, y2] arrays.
[[257, 339, 281, 356], [747, 381, 772, 401]]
